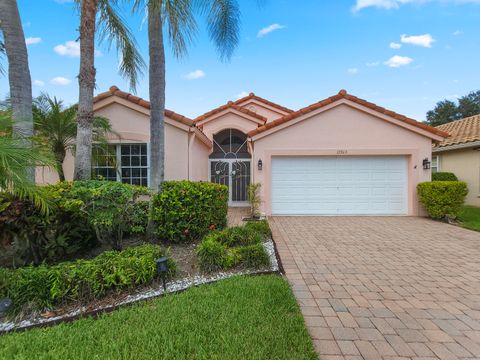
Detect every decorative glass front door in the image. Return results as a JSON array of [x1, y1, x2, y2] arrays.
[[209, 129, 251, 206], [210, 160, 251, 205]]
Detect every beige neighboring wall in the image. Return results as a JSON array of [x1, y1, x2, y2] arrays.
[[251, 103, 436, 216], [436, 148, 480, 207]]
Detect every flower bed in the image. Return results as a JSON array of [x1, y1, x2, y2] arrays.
[[0, 244, 175, 314]]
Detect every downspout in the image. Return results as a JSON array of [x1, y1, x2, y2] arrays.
[[248, 138, 254, 183], [187, 125, 197, 181]]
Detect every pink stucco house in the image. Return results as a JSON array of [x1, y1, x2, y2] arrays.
[[36, 86, 447, 216]]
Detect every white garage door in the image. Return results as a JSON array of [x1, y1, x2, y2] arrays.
[[271, 156, 408, 215]]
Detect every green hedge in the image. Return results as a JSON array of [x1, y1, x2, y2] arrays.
[[417, 181, 468, 219], [151, 181, 228, 243], [432, 172, 458, 181], [197, 221, 271, 272], [48, 181, 150, 251], [0, 244, 175, 313]]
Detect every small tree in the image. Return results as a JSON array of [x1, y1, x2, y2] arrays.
[[247, 183, 262, 219]]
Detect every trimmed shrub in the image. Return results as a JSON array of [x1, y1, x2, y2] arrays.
[[49, 181, 150, 250], [151, 181, 228, 243], [0, 244, 175, 313], [197, 222, 271, 272], [432, 172, 458, 181], [126, 200, 150, 235], [417, 181, 468, 219]]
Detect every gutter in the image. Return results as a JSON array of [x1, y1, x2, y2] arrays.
[[433, 140, 480, 153]]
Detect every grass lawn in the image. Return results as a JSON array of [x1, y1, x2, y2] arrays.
[[458, 206, 480, 232], [0, 275, 317, 360]]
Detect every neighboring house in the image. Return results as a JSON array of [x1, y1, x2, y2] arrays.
[[434, 115, 480, 207], [36, 86, 447, 216]]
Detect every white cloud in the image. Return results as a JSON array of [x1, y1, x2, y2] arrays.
[[25, 37, 41, 45], [347, 68, 359, 74], [390, 42, 402, 49], [257, 24, 286, 38], [33, 79, 45, 87], [236, 91, 249, 99], [384, 55, 413, 67], [54, 40, 102, 57], [353, 0, 480, 12], [453, 30, 463, 35], [183, 70, 206, 80], [50, 77, 71, 86], [400, 33, 435, 47], [366, 61, 380, 67]]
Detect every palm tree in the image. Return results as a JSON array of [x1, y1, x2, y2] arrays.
[[73, 0, 145, 180], [33, 93, 113, 181], [0, 0, 34, 182], [136, 0, 241, 191], [0, 114, 54, 213]]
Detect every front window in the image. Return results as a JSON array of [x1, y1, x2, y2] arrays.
[[431, 155, 440, 173], [92, 143, 149, 187]]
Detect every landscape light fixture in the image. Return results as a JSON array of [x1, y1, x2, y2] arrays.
[[156, 257, 169, 292], [0, 298, 12, 316]]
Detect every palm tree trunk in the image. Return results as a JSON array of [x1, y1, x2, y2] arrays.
[[148, 1, 166, 192], [74, 0, 97, 180], [54, 147, 66, 182], [0, 0, 34, 182]]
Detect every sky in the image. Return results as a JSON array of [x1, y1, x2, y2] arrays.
[[1, 0, 480, 121]]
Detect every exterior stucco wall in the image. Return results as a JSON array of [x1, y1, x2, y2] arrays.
[[436, 148, 480, 207], [35, 101, 191, 184], [236, 99, 286, 122], [200, 112, 259, 139], [189, 134, 210, 181], [252, 104, 433, 216]]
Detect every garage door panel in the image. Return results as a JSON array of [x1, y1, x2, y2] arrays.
[[271, 156, 408, 215]]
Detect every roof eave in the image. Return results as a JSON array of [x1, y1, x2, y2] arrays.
[[433, 140, 480, 153]]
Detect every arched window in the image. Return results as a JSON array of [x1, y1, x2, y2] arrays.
[[210, 129, 250, 159]]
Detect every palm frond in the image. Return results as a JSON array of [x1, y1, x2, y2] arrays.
[[0, 38, 5, 76], [0, 114, 55, 213], [162, 0, 198, 58], [97, 0, 146, 91], [196, 0, 240, 61]]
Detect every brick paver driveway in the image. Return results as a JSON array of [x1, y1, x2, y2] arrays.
[[269, 217, 480, 360]]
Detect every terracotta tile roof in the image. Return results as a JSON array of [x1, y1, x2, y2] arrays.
[[94, 86, 193, 127], [435, 114, 480, 148], [248, 90, 448, 138], [193, 101, 267, 124], [234, 92, 294, 114]]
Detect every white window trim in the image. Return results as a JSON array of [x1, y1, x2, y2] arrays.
[[93, 142, 150, 187], [431, 155, 440, 173]]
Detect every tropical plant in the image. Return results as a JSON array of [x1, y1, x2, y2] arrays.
[[247, 183, 262, 219], [73, 0, 145, 180], [0, 114, 54, 212], [132, 0, 241, 191], [0, 37, 5, 76], [33, 93, 113, 181], [0, 0, 34, 181]]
